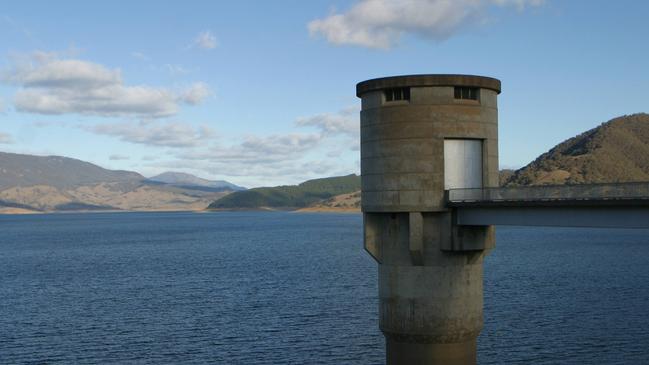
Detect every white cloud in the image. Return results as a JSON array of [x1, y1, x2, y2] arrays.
[[131, 51, 149, 61], [179, 82, 211, 105], [109, 154, 130, 160], [176, 133, 322, 164], [226, 133, 322, 161], [296, 106, 359, 137], [86, 120, 215, 148], [296, 106, 360, 154], [14, 84, 179, 117], [193, 31, 218, 49], [159, 131, 326, 186], [162, 106, 363, 186], [2, 52, 210, 118], [6, 58, 120, 88], [178, 105, 363, 185], [0, 132, 13, 144], [309, 0, 544, 49]]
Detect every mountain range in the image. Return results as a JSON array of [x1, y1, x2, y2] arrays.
[[0, 152, 242, 213], [2, 113, 648, 213]]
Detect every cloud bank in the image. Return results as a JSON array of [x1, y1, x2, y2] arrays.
[[154, 106, 360, 186], [296, 106, 358, 137], [2, 52, 210, 118], [309, 0, 544, 49], [87, 121, 215, 148]]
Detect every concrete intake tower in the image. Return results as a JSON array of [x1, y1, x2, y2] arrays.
[[356, 74, 501, 364]]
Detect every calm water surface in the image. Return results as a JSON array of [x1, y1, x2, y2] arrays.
[[1, 212, 648, 364]]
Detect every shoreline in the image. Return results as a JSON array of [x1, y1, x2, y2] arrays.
[[295, 207, 360, 213], [0, 207, 44, 215], [0, 206, 362, 215]]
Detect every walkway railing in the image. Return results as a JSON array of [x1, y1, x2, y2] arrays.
[[448, 182, 649, 205]]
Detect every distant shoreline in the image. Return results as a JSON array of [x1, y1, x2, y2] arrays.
[[0, 208, 205, 215], [0, 207, 43, 215], [207, 206, 361, 213], [295, 207, 360, 213], [0, 207, 361, 215]]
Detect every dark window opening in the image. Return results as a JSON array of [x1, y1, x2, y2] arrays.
[[454, 87, 479, 101], [384, 87, 410, 102]]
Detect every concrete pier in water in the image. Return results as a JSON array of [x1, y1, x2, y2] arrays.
[[357, 74, 501, 364]]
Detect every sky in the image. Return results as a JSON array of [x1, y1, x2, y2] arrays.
[[0, 1, 648, 188]]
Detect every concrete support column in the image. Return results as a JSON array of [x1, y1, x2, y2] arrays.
[[380, 261, 483, 364], [365, 212, 486, 364]]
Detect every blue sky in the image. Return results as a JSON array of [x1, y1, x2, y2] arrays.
[[0, 1, 647, 187]]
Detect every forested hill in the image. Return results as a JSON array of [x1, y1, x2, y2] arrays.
[[207, 174, 360, 209], [503, 113, 649, 186]]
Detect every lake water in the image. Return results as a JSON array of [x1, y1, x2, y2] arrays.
[[1, 212, 648, 364]]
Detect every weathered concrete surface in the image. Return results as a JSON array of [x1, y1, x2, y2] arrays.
[[386, 338, 477, 365], [358, 74, 500, 364], [360, 86, 498, 213]]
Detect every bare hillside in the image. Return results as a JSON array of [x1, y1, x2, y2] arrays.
[[504, 114, 649, 186]]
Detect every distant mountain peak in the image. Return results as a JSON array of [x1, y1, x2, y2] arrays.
[[148, 171, 245, 191]]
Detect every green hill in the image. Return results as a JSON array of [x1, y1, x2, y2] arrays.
[[504, 113, 649, 186], [207, 174, 360, 209]]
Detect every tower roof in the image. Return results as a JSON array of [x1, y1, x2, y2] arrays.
[[356, 74, 501, 97]]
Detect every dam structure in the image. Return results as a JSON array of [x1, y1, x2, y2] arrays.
[[357, 74, 649, 364], [357, 74, 500, 364]]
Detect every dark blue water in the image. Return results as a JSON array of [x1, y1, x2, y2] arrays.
[[1, 212, 648, 364]]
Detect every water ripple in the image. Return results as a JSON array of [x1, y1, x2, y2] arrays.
[[1, 213, 648, 364]]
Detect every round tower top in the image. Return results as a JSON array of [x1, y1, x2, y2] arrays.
[[356, 74, 501, 97]]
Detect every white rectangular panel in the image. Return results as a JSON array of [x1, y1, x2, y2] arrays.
[[444, 139, 483, 189]]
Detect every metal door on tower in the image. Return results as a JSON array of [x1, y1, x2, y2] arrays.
[[444, 139, 483, 190]]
